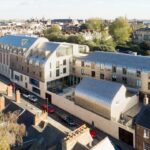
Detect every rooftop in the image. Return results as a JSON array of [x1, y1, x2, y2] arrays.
[[135, 104, 150, 129], [0, 34, 38, 49], [80, 51, 150, 71]]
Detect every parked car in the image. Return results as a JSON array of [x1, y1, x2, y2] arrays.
[[22, 92, 30, 99], [90, 129, 96, 138], [41, 104, 55, 113], [28, 95, 38, 103], [59, 114, 76, 126]]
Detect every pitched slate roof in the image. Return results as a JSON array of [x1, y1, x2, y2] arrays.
[[135, 105, 150, 129]]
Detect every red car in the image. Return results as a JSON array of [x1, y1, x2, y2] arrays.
[[90, 129, 96, 138], [41, 104, 55, 113]]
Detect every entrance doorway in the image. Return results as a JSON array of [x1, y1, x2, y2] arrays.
[[119, 128, 133, 146], [45, 93, 52, 104]]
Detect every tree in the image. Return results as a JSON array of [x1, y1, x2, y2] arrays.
[[109, 17, 132, 45], [0, 112, 26, 150], [44, 24, 61, 35], [67, 35, 86, 44], [85, 18, 103, 32]]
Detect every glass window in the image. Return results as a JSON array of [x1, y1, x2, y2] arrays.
[[112, 66, 116, 73], [81, 61, 84, 67], [122, 77, 127, 84], [91, 71, 95, 77], [122, 68, 127, 75], [63, 68, 66, 74], [100, 74, 104, 79], [32, 87, 40, 95], [137, 70, 141, 77], [63, 59, 66, 65], [30, 78, 39, 87], [148, 82, 150, 90], [112, 74, 117, 81], [100, 64, 104, 70], [56, 61, 59, 68], [143, 141, 150, 150], [56, 69, 59, 77], [144, 129, 149, 139], [136, 80, 141, 88]]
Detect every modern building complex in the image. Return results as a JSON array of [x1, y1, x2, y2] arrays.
[[0, 34, 150, 150], [73, 51, 150, 97]]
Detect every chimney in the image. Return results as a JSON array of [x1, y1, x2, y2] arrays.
[[15, 90, 20, 103], [144, 94, 149, 105], [0, 95, 5, 111], [7, 85, 13, 97]]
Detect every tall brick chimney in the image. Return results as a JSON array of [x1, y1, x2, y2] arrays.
[[7, 85, 13, 97], [0, 95, 5, 111], [15, 90, 20, 103]]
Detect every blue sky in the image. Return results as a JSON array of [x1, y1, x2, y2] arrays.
[[0, 0, 150, 19]]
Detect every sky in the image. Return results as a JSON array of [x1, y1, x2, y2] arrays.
[[0, 0, 150, 20]]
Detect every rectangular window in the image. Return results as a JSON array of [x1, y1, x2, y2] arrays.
[[30, 78, 39, 87], [81, 61, 84, 67], [20, 75, 23, 81], [39, 72, 42, 78], [50, 71, 52, 77], [22, 66, 24, 71], [27, 67, 29, 73], [148, 82, 150, 90], [91, 71, 95, 77], [56, 61, 59, 68], [100, 74, 104, 79], [63, 59, 66, 65], [72, 68, 75, 73], [100, 64, 104, 70], [137, 70, 141, 77], [56, 69, 59, 77], [15, 75, 19, 81], [122, 68, 127, 75], [112, 66, 116, 73], [32, 87, 40, 95], [122, 77, 127, 84], [136, 80, 141, 88], [144, 129, 149, 139], [50, 63, 51, 68], [63, 68, 66, 74]]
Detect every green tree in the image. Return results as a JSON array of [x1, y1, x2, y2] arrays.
[[67, 35, 86, 44], [44, 24, 61, 35], [109, 17, 132, 45], [85, 18, 103, 32]]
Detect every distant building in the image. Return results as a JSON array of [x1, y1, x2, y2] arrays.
[[133, 27, 150, 43]]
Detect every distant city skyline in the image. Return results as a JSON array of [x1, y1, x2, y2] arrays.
[[0, 0, 150, 20]]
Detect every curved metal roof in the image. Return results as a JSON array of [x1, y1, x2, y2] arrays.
[[36, 42, 60, 52], [81, 51, 150, 71], [0, 35, 38, 49], [74, 78, 123, 119]]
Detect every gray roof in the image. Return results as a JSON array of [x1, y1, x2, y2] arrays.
[[81, 51, 150, 71], [0, 35, 38, 49], [36, 42, 60, 52], [74, 78, 123, 119], [135, 105, 150, 129]]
